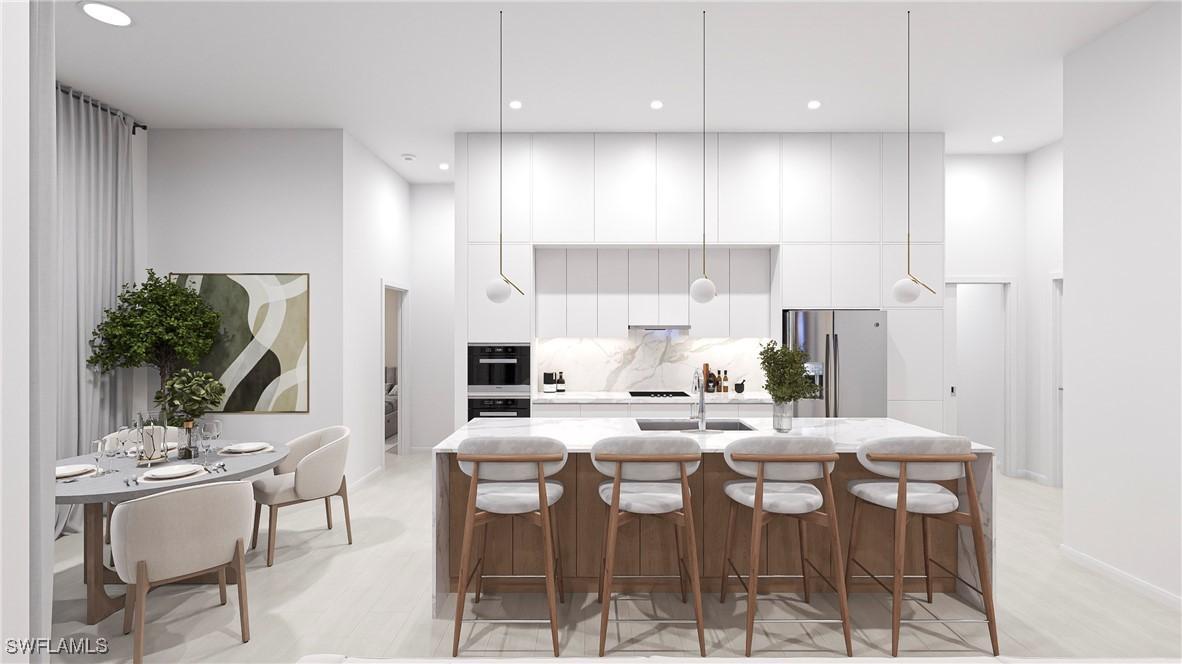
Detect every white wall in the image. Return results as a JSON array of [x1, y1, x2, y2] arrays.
[[408, 184, 456, 448], [341, 134, 410, 478], [1063, 2, 1181, 600]]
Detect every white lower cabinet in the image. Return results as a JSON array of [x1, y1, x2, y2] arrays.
[[629, 403, 692, 419], [706, 404, 739, 419], [737, 403, 773, 418], [468, 243, 533, 343], [581, 404, 630, 417], [531, 404, 581, 418]]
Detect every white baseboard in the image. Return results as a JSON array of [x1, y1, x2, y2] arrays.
[[1006, 468, 1055, 486], [1059, 543, 1182, 608], [351, 464, 384, 489]]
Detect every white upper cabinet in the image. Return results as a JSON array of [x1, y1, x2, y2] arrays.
[[782, 133, 831, 242], [780, 244, 832, 309], [831, 133, 882, 242], [730, 248, 772, 337], [658, 248, 690, 326], [532, 134, 594, 243], [656, 133, 717, 244], [883, 132, 944, 243], [718, 134, 781, 243], [597, 249, 629, 337], [467, 133, 531, 243], [566, 248, 598, 336], [468, 243, 533, 343], [534, 248, 566, 338], [627, 248, 659, 325], [831, 244, 881, 309], [595, 134, 656, 243], [688, 248, 730, 337]]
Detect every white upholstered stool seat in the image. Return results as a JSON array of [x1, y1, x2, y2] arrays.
[[477, 480, 564, 514], [252, 473, 298, 504], [723, 479, 823, 515], [596, 480, 683, 514], [847, 479, 959, 515]]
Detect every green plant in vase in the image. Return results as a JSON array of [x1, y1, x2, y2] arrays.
[[156, 368, 226, 426], [759, 340, 820, 432]]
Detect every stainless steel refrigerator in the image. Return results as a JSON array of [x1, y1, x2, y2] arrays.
[[782, 310, 887, 417]]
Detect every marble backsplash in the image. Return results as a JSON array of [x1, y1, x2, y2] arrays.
[[535, 333, 772, 393]]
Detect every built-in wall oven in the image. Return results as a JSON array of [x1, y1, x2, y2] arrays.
[[467, 397, 531, 421], [467, 343, 530, 394]]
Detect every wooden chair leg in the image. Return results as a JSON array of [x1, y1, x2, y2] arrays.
[[133, 562, 148, 664], [234, 539, 250, 642], [325, 496, 334, 530], [539, 502, 560, 657], [682, 488, 707, 658], [845, 497, 863, 585], [597, 502, 621, 656], [966, 465, 1000, 656], [251, 503, 261, 550], [922, 515, 933, 603], [452, 473, 479, 657], [339, 480, 353, 545], [745, 506, 764, 657], [473, 524, 488, 604], [720, 501, 737, 603], [122, 585, 135, 635], [798, 519, 811, 603], [673, 520, 687, 603], [549, 508, 566, 603], [266, 506, 279, 567], [218, 567, 228, 605]]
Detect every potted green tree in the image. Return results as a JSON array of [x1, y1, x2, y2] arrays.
[[759, 340, 821, 432]]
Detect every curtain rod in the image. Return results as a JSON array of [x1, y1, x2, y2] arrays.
[[56, 83, 148, 134]]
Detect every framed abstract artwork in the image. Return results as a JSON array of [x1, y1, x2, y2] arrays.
[[173, 273, 310, 413]]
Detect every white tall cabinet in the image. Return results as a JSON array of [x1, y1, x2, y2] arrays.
[[532, 134, 594, 243]]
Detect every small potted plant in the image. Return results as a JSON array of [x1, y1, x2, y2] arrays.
[[759, 340, 820, 432], [156, 368, 226, 459]]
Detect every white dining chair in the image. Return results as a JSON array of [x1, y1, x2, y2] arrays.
[[845, 436, 998, 657], [719, 435, 853, 657], [111, 481, 252, 664], [251, 425, 352, 566]]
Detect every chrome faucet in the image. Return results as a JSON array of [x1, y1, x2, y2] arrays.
[[691, 372, 707, 431]]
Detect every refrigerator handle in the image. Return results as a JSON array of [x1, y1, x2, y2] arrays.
[[832, 333, 840, 418], [824, 333, 832, 417]]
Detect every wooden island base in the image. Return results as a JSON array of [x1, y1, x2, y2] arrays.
[[445, 452, 960, 595]]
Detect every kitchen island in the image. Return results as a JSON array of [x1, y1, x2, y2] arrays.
[[431, 417, 993, 616]]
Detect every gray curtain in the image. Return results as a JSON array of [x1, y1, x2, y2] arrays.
[[42, 85, 138, 537]]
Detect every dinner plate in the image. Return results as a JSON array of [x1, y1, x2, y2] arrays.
[[142, 464, 202, 481], [56, 464, 96, 479], [222, 442, 270, 454]]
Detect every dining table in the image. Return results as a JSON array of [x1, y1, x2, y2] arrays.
[[55, 440, 288, 624]]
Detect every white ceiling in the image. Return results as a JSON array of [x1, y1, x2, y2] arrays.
[[56, 1, 1146, 183]]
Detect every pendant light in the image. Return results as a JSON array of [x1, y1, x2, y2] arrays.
[[486, 10, 525, 304], [891, 10, 936, 304], [689, 9, 717, 304]]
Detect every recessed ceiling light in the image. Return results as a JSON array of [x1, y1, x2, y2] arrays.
[[438, 162, 450, 171], [650, 100, 664, 110], [508, 100, 523, 110], [80, 1, 132, 27], [991, 135, 1005, 144], [807, 100, 822, 110], [400, 153, 416, 162]]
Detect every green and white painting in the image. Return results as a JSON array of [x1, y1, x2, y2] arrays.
[[174, 273, 309, 413]]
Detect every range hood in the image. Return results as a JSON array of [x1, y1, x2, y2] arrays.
[[628, 324, 691, 331]]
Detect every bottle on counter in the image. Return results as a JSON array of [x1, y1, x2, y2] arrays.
[[706, 368, 717, 393], [542, 372, 557, 394], [722, 370, 729, 393], [557, 371, 566, 393]]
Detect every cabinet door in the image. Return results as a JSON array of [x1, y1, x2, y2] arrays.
[[532, 134, 594, 243], [597, 249, 629, 337], [627, 248, 659, 325], [831, 244, 881, 309], [468, 243, 533, 342], [532, 403, 582, 418], [566, 248, 598, 336], [718, 133, 781, 243], [688, 248, 730, 337], [780, 244, 831, 309], [467, 133, 531, 243], [782, 133, 831, 242], [582, 403, 630, 417], [730, 248, 772, 337], [595, 134, 656, 243], [831, 133, 881, 242], [534, 248, 566, 338], [658, 248, 690, 326], [656, 133, 717, 244], [887, 309, 944, 401], [630, 403, 691, 419], [883, 132, 944, 243]]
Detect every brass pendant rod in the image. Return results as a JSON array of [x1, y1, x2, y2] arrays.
[[700, 9, 708, 278], [498, 9, 524, 296], [905, 9, 935, 295]]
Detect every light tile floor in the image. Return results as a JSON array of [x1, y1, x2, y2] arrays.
[[50, 451, 1181, 661]]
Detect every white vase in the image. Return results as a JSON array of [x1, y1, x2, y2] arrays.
[[772, 401, 793, 432]]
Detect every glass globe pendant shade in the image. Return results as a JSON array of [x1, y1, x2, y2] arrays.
[[690, 276, 717, 304], [485, 277, 512, 304], [892, 276, 922, 303]]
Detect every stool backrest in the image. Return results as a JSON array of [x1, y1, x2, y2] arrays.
[[857, 436, 972, 481], [591, 436, 701, 481], [457, 437, 567, 481], [723, 436, 835, 481]]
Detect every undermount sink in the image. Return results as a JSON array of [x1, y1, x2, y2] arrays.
[[635, 419, 755, 432]]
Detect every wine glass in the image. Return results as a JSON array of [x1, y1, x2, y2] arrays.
[[198, 427, 214, 469], [91, 439, 104, 476], [103, 432, 122, 474]]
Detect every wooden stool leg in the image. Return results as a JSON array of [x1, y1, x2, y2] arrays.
[[890, 470, 909, 657], [798, 519, 811, 603], [922, 515, 933, 603], [966, 464, 1000, 656], [597, 499, 622, 656], [720, 501, 737, 603], [538, 490, 560, 656], [325, 496, 333, 530], [673, 521, 687, 603], [745, 505, 764, 657], [452, 471, 480, 657], [845, 497, 863, 586], [597, 502, 609, 604], [251, 503, 261, 550], [550, 508, 566, 603], [822, 468, 854, 657], [266, 506, 279, 567], [473, 524, 488, 604], [681, 471, 706, 658]]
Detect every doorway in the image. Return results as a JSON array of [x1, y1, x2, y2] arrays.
[[383, 286, 405, 457]]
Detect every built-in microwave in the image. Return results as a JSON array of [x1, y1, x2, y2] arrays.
[[467, 397, 530, 421], [467, 343, 530, 394]]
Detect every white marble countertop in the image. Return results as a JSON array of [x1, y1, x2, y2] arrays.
[[531, 390, 774, 404], [433, 417, 994, 454]]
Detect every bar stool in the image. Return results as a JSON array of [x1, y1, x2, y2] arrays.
[[844, 436, 998, 656], [592, 436, 705, 657], [451, 436, 567, 657], [719, 435, 853, 657]]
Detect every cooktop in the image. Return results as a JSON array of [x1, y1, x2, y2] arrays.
[[628, 390, 691, 398]]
